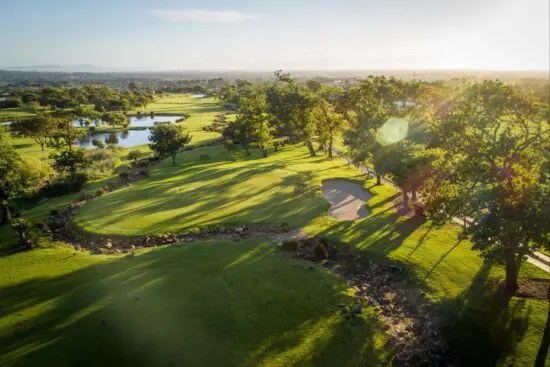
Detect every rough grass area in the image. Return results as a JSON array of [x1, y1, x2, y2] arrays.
[[74, 144, 361, 236], [0, 241, 389, 367]]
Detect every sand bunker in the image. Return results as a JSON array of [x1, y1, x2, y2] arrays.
[[321, 179, 372, 220]]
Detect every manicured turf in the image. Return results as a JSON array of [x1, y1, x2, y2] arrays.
[[74, 143, 549, 366], [129, 93, 229, 145], [74, 144, 361, 236], [0, 241, 389, 367], [1, 140, 548, 366]]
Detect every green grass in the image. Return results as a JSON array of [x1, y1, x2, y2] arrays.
[[130, 93, 226, 145], [0, 106, 38, 121], [74, 144, 360, 236], [7, 94, 223, 158], [1, 141, 548, 366], [75, 143, 549, 365], [0, 241, 389, 367]]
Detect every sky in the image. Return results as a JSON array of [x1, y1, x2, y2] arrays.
[[0, 0, 548, 71]]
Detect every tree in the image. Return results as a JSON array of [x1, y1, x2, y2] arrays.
[[92, 138, 105, 149], [0, 140, 25, 224], [384, 141, 433, 212], [10, 115, 57, 152], [102, 111, 127, 128], [266, 72, 317, 156], [313, 99, 346, 159], [148, 125, 191, 166], [105, 132, 119, 147], [224, 94, 272, 157], [421, 80, 550, 290], [51, 148, 88, 181], [127, 149, 142, 163]]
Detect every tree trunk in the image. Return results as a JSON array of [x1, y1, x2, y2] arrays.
[[2, 204, 11, 225], [306, 140, 316, 157], [376, 174, 381, 186], [411, 188, 417, 202], [402, 190, 409, 212], [328, 133, 333, 160], [40, 141, 45, 151], [504, 251, 519, 290], [171, 155, 176, 167]]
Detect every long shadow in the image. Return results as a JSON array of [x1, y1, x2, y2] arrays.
[[424, 239, 462, 279], [0, 242, 389, 366], [438, 262, 533, 366], [535, 286, 550, 367]]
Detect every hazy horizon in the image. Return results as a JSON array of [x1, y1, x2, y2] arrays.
[[1, 0, 549, 71]]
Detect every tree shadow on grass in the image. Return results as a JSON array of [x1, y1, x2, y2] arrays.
[[535, 286, 550, 367], [438, 262, 533, 366], [0, 242, 389, 366]]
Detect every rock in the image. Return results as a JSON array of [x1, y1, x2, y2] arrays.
[[104, 240, 112, 249]]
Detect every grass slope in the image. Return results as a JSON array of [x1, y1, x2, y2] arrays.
[[0, 241, 388, 367], [75, 143, 549, 366], [130, 93, 227, 145], [74, 145, 360, 236]]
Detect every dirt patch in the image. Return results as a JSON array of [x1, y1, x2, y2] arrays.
[[320, 179, 372, 220], [516, 278, 550, 300]]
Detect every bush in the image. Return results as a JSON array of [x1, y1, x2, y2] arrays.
[[92, 138, 104, 149], [96, 188, 106, 197], [294, 182, 308, 195], [11, 218, 39, 249], [116, 164, 131, 174], [39, 173, 87, 198], [119, 171, 130, 182], [281, 239, 298, 252], [127, 149, 142, 162], [314, 242, 329, 260], [138, 169, 150, 177]]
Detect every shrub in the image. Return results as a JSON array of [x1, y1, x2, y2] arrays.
[[314, 242, 329, 260], [294, 182, 308, 195], [106, 180, 118, 191], [96, 188, 106, 197], [119, 171, 130, 182], [116, 164, 131, 174], [40, 173, 87, 198], [138, 169, 150, 177], [127, 149, 142, 163], [77, 190, 87, 201], [281, 239, 298, 252], [92, 138, 104, 149], [11, 218, 39, 249], [89, 126, 96, 132]]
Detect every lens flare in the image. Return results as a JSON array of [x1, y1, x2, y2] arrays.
[[376, 117, 409, 145]]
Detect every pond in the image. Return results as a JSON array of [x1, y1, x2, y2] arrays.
[[77, 129, 152, 148], [72, 114, 184, 128], [76, 114, 185, 148]]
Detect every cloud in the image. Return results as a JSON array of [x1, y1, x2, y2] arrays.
[[152, 10, 258, 23]]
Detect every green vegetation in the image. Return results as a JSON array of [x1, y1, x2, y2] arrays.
[[74, 145, 358, 236], [0, 241, 389, 366], [1, 74, 549, 367]]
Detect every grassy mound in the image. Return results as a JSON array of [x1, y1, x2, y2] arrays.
[[0, 241, 388, 367]]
